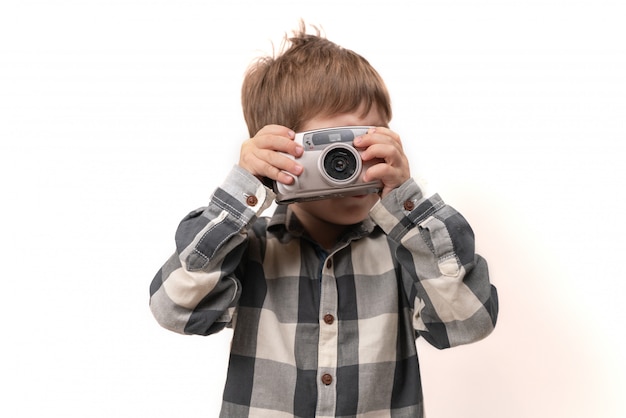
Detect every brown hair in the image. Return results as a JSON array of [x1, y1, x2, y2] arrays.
[[241, 23, 392, 137]]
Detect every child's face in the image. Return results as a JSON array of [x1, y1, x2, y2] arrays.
[[291, 105, 385, 228]]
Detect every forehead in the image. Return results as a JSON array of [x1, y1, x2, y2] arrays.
[[300, 105, 386, 132]]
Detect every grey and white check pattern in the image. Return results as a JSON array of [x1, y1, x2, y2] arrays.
[[150, 165, 499, 418]]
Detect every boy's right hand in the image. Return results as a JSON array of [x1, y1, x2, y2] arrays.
[[239, 125, 304, 185]]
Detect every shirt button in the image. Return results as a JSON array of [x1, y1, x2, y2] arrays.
[[403, 200, 415, 211], [323, 314, 334, 325], [321, 373, 333, 385], [326, 259, 332, 269], [246, 195, 258, 206]]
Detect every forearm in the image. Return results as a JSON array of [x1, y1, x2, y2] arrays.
[[149, 165, 274, 335], [370, 178, 499, 348]]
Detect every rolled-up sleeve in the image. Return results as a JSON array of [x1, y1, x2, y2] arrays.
[[370, 178, 499, 348], [149, 165, 274, 335]]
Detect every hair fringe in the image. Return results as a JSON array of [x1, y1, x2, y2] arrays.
[[241, 20, 391, 136]]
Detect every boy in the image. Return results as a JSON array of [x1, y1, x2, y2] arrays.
[[150, 24, 498, 418]]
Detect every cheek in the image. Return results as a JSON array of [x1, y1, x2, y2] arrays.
[[361, 194, 381, 211], [341, 195, 380, 216]]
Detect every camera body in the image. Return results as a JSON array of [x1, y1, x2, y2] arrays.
[[273, 126, 382, 204]]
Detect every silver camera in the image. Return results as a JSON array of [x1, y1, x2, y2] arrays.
[[273, 126, 382, 204]]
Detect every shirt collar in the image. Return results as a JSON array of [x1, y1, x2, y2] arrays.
[[267, 204, 377, 242]]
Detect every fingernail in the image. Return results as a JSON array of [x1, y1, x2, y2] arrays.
[[368, 127, 376, 134], [354, 136, 362, 145], [288, 130, 295, 138], [295, 146, 303, 156]]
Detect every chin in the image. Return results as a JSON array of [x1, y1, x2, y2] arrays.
[[294, 193, 379, 225], [326, 195, 378, 223], [326, 212, 368, 225]]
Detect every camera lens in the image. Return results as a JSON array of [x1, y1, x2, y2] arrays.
[[322, 147, 358, 181]]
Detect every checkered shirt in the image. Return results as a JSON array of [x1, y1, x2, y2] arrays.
[[150, 166, 499, 418]]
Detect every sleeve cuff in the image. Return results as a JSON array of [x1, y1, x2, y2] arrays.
[[215, 165, 275, 218], [370, 178, 440, 238]]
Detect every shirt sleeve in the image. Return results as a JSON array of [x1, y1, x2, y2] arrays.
[[149, 165, 274, 335], [369, 178, 499, 348]]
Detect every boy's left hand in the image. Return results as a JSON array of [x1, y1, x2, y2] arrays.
[[354, 127, 411, 199]]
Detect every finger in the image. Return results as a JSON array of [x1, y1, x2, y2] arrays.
[[253, 133, 303, 158], [359, 143, 404, 165], [369, 127, 402, 145], [246, 148, 303, 183], [260, 148, 304, 177], [354, 129, 402, 152], [257, 160, 299, 185], [363, 162, 409, 188], [256, 124, 295, 139]]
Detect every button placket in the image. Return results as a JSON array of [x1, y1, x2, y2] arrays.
[[317, 252, 339, 414]]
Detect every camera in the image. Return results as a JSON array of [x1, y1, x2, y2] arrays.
[[273, 126, 382, 204]]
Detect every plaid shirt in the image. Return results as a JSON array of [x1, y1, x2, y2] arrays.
[[150, 166, 498, 418]]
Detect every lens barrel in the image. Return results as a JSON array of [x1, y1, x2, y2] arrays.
[[320, 145, 360, 183]]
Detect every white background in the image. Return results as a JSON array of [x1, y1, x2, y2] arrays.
[[1, 1, 625, 417]]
